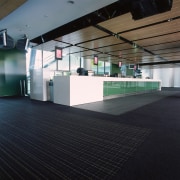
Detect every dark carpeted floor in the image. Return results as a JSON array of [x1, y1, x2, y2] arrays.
[[1, 88, 180, 180], [113, 89, 180, 180], [0, 97, 150, 180]]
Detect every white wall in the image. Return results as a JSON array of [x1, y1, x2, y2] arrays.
[[141, 66, 153, 79], [141, 64, 180, 87], [173, 66, 180, 87], [83, 59, 92, 70], [30, 69, 51, 101]]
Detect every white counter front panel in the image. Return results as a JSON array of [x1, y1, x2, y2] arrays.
[[53, 76, 103, 106], [53, 76, 70, 106]]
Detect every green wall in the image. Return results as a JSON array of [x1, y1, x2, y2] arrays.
[[111, 63, 120, 74], [126, 67, 134, 76], [0, 49, 26, 97]]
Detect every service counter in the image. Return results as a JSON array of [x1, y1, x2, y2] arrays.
[[53, 76, 161, 106], [103, 77, 161, 98]]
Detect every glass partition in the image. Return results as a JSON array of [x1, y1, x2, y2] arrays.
[[104, 81, 160, 97]]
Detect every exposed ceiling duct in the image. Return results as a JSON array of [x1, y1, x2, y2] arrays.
[[16, 38, 29, 52], [0, 30, 15, 49]]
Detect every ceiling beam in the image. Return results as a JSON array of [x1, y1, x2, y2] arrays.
[[139, 60, 180, 66], [94, 24, 168, 62]]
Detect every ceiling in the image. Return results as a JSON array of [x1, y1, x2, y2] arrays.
[[1, 0, 180, 66], [0, 0, 118, 40]]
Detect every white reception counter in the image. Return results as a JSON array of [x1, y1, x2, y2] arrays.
[[53, 76, 161, 106], [53, 76, 103, 106]]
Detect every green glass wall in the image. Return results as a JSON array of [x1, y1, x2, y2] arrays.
[[0, 49, 26, 97], [104, 81, 160, 96]]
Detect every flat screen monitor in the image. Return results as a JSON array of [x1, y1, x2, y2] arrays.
[[55, 46, 62, 60], [94, 56, 98, 65], [129, 64, 135, 69], [118, 61, 122, 67]]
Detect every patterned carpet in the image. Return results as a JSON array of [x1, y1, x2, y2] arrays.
[[0, 98, 151, 179]]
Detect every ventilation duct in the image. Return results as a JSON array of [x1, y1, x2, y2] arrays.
[[0, 31, 15, 49], [16, 38, 29, 51]]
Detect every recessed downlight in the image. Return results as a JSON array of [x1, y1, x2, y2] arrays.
[[67, 0, 74, 4]]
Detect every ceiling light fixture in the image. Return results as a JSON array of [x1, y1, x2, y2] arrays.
[[25, 24, 30, 28], [168, 18, 172, 22], [133, 42, 137, 48]]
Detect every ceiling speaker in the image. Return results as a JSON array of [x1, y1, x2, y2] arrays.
[[155, 0, 173, 13], [130, 0, 173, 20]]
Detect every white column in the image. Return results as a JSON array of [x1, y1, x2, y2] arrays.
[[83, 59, 92, 70]]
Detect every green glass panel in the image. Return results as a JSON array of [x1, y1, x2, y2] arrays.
[[103, 80, 160, 97]]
